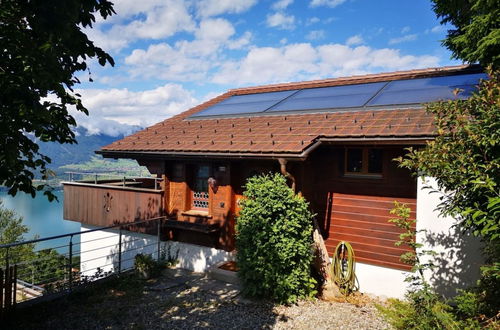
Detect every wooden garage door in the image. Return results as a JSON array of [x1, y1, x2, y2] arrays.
[[324, 193, 416, 270]]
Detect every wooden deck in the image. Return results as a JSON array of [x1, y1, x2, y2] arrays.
[[63, 180, 165, 227]]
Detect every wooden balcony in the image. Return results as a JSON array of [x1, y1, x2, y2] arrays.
[[63, 176, 165, 227]]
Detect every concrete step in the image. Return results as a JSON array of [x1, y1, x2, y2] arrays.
[[207, 261, 240, 285]]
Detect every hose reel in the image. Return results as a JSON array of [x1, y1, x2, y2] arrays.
[[331, 241, 359, 295]]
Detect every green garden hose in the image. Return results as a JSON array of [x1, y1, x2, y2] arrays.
[[331, 241, 359, 295]]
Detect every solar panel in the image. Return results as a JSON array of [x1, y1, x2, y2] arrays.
[[188, 72, 486, 118], [367, 73, 487, 106], [267, 82, 387, 112], [190, 90, 298, 117]]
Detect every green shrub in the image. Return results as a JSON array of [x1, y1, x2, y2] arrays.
[[236, 173, 316, 304]]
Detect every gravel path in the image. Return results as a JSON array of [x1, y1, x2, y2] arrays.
[[10, 268, 390, 329]]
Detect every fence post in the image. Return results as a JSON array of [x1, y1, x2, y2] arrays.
[[0, 268, 4, 314], [12, 266, 17, 307], [118, 228, 122, 273], [94, 173, 98, 184], [157, 219, 162, 261], [123, 176, 126, 187], [68, 235, 73, 291]]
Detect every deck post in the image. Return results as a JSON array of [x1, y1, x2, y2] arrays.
[[157, 219, 161, 261], [118, 228, 122, 273], [68, 235, 73, 291]]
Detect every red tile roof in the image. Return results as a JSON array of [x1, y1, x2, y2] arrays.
[[100, 65, 478, 158]]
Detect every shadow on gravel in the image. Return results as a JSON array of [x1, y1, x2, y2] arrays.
[[3, 269, 281, 330]]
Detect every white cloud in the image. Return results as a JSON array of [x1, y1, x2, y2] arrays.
[[212, 43, 439, 85], [426, 25, 446, 34], [401, 26, 411, 34], [310, 0, 347, 8], [306, 17, 321, 25], [75, 84, 198, 133], [86, 0, 195, 52], [196, 0, 258, 17], [306, 30, 325, 40], [266, 12, 296, 30], [272, 0, 294, 10], [388, 33, 418, 45], [124, 18, 248, 81], [346, 34, 364, 46]]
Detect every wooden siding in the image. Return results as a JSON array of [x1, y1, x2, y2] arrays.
[[324, 193, 416, 270], [63, 183, 164, 227]]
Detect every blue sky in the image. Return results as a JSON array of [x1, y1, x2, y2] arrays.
[[74, 0, 459, 136]]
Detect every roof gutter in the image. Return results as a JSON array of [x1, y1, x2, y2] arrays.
[[97, 135, 433, 162]]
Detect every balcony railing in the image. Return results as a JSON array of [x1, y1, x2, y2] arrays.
[[65, 172, 163, 190], [0, 217, 167, 316]]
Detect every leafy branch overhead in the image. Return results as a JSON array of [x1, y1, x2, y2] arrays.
[[0, 0, 115, 200], [432, 0, 500, 69]]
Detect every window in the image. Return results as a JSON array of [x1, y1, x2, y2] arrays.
[[345, 148, 383, 176], [192, 165, 210, 210]]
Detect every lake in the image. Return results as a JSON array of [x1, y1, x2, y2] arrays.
[[0, 190, 81, 252]]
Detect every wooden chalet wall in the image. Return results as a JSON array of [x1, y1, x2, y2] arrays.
[[302, 145, 417, 270]]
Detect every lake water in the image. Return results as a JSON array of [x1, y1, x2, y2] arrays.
[[0, 190, 81, 252]]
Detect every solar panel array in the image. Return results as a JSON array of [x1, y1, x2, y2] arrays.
[[190, 72, 487, 118]]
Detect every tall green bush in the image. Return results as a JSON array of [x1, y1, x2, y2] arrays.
[[236, 173, 316, 304]]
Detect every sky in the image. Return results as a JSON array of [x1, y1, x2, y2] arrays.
[[73, 0, 460, 136]]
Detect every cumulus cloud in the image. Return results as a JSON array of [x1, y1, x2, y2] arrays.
[[72, 84, 198, 135], [272, 0, 294, 10], [124, 18, 250, 81], [388, 33, 418, 45], [346, 34, 364, 46], [196, 0, 257, 17], [86, 0, 195, 52], [212, 43, 439, 85], [310, 0, 347, 8], [266, 12, 296, 30]]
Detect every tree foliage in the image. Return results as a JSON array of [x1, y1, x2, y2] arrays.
[[0, 200, 36, 266], [0, 0, 115, 200], [399, 70, 499, 242], [432, 0, 500, 68], [236, 173, 316, 304]]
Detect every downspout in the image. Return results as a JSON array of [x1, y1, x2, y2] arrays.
[[278, 158, 296, 193]]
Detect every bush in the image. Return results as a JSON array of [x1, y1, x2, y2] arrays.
[[236, 173, 316, 304]]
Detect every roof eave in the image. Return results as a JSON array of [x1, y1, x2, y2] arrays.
[[97, 135, 434, 161]]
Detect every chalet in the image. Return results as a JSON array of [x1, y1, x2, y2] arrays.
[[63, 65, 486, 298]]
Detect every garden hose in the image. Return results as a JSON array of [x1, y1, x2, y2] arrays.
[[332, 241, 359, 295]]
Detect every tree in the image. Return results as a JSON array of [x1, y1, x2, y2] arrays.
[[432, 0, 500, 68], [0, 0, 115, 200], [0, 201, 36, 267], [399, 71, 499, 242], [236, 173, 316, 304]]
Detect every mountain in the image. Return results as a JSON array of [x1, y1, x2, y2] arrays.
[[37, 126, 141, 172]]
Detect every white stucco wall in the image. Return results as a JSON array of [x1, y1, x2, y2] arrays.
[[415, 177, 483, 298], [79, 225, 234, 278], [80, 225, 159, 278]]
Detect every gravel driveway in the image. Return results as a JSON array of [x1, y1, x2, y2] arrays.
[[8, 268, 390, 329]]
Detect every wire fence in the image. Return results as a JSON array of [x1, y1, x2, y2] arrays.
[[0, 217, 167, 314]]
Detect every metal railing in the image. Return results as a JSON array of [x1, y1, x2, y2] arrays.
[[0, 216, 167, 313], [65, 171, 163, 190]]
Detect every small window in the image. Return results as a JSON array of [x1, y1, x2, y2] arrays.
[[345, 148, 383, 176], [192, 165, 210, 210]]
